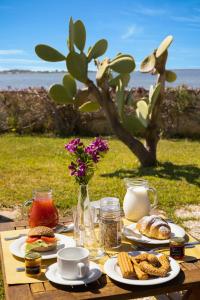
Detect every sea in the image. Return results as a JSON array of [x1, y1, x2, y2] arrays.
[[0, 69, 199, 90]]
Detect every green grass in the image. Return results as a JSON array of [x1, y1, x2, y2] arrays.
[[0, 134, 200, 220]]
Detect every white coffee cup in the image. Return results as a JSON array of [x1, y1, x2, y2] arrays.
[[57, 247, 89, 280]]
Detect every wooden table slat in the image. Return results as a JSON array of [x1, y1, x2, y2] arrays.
[[30, 283, 45, 293]]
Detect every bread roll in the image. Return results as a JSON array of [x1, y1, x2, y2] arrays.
[[136, 215, 171, 240]]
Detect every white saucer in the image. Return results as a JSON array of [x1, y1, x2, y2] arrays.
[[45, 261, 102, 285]]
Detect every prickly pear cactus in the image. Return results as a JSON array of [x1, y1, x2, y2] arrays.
[[35, 18, 176, 137]]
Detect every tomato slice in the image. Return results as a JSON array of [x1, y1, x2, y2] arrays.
[[26, 237, 39, 243], [41, 236, 56, 243]]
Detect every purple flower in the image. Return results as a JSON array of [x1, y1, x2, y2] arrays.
[[68, 162, 77, 176], [65, 138, 83, 153], [77, 160, 87, 177], [85, 138, 108, 163]]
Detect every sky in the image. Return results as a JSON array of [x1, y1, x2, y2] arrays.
[[0, 0, 200, 71]]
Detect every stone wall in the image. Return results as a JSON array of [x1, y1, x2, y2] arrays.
[[0, 87, 199, 138]]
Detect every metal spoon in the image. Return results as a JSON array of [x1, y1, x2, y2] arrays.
[[4, 233, 27, 241]]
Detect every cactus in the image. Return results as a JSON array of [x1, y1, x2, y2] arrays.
[[66, 52, 88, 83], [49, 84, 74, 104], [87, 39, 108, 62], [116, 80, 126, 119], [109, 73, 130, 87], [140, 53, 156, 73], [63, 74, 77, 98], [148, 83, 161, 116], [109, 56, 135, 73], [136, 100, 149, 128], [68, 17, 75, 52], [165, 70, 177, 82], [73, 20, 86, 51], [96, 58, 109, 81], [79, 101, 100, 112], [35, 18, 176, 167], [35, 44, 66, 62], [156, 35, 173, 58]]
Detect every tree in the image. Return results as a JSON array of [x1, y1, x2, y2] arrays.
[[35, 18, 176, 167]]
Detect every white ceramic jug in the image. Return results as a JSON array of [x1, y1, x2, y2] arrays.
[[123, 178, 158, 222]]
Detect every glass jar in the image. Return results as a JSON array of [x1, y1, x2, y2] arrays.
[[99, 197, 121, 250], [170, 237, 185, 260], [25, 252, 41, 277]]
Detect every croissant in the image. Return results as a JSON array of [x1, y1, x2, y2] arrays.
[[136, 215, 171, 240]]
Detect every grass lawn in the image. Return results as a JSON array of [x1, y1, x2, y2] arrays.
[[0, 134, 200, 220]]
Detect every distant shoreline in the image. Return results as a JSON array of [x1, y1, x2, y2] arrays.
[[0, 69, 200, 74]]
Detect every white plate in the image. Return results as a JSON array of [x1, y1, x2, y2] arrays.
[[123, 222, 185, 244], [104, 251, 180, 286], [9, 234, 76, 259], [45, 261, 102, 285]]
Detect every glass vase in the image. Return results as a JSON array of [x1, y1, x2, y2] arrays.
[[74, 184, 104, 259]]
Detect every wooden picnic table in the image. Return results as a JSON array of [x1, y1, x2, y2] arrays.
[[0, 217, 200, 300]]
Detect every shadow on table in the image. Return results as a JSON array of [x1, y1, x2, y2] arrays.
[[0, 215, 13, 223], [51, 273, 108, 294], [101, 162, 200, 187]]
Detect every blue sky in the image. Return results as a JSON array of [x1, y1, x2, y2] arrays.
[[0, 0, 200, 71]]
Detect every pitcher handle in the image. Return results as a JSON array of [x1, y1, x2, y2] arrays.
[[148, 187, 158, 209], [22, 199, 33, 220]]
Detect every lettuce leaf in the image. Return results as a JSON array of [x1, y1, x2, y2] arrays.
[[25, 240, 49, 253]]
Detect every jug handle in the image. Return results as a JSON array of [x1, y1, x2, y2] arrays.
[[148, 187, 158, 209], [22, 199, 33, 220]]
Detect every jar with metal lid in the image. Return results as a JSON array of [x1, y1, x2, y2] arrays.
[[99, 197, 122, 249], [170, 237, 185, 260], [25, 252, 41, 276]]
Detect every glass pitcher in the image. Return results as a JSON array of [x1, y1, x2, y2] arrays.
[[23, 189, 59, 228], [123, 178, 158, 222]]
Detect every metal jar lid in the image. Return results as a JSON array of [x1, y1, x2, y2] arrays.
[[170, 237, 185, 246], [25, 252, 41, 260]]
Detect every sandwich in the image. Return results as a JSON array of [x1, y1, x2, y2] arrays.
[[26, 226, 57, 252]]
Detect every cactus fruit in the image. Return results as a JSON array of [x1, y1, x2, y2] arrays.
[[109, 56, 135, 73], [87, 39, 108, 62], [156, 35, 173, 58], [165, 70, 177, 82], [140, 53, 156, 73], [35, 44, 66, 62], [66, 52, 88, 83], [73, 20, 86, 51], [79, 101, 100, 112], [136, 100, 148, 127], [49, 84, 74, 104], [63, 74, 77, 98], [96, 58, 109, 81]]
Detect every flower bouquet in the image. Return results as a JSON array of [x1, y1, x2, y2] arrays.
[[65, 137, 109, 249]]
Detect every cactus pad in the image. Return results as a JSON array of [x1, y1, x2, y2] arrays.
[[156, 35, 173, 58], [49, 84, 74, 104], [74, 20, 86, 51], [63, 74, 77, 98], [35, 44, 66, 62], [66, 52, 88, 83], [140, 54, 156, 73], [87, 39, 108, 61], [165, 70, 177, 82], [79, 101, 100, 112], [109, 56, 135, 73]]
